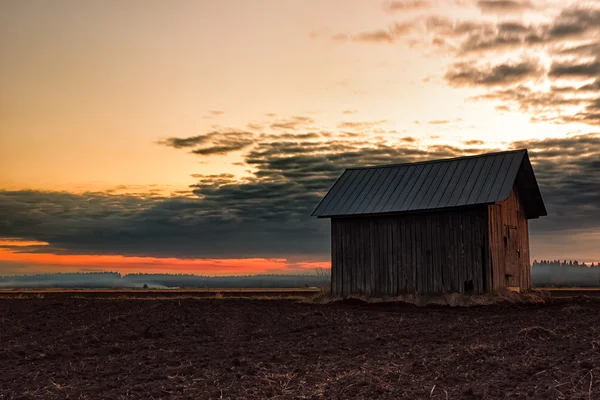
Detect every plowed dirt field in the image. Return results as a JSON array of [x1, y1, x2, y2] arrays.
[[1, 295, 600, 399]]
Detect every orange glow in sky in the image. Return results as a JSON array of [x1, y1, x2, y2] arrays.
[[0, 244, 329, 275]]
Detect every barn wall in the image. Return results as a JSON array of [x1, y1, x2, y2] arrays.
[[331, 207, 489, 296], [487, 186, 531, 292]]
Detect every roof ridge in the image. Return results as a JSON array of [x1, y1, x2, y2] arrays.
[[346, 149, 527, 171]]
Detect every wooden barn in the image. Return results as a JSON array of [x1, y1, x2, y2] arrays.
[[312, 149, 547, 296]]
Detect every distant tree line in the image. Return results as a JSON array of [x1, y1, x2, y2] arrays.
[[2, 261, 598, 289], [533, 260, 598, 268], [0, 271, 330, 289], [531, 260, 600, 288]]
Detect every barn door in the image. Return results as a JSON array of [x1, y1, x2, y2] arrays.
[[504, 225, 520, 290]]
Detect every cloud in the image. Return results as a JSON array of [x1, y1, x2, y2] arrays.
[[332, 22, 414, 44], [270, 116, 315, 130], [428, 119, 450, 124], [159, 134, 213, 149], [476, 0, 534, 14], [325, 3, 600, 58], [425, 16, 487, 38], [1, 123, 483, 259], [458, 22, 543, 54], [247, 122, 264, 130], [160, 131, 255, 155], [336, 120, 389, 130], [471, 82, 600, 125], [3, 125, 600, 261], [400, 136, 418, 142], [473, 85, 588, 110], [416, 6, 600, 56], [463, 139, 485, 145], [508, 133, 600, 233], [191, 142, 253, 155], [547, 7, 600, 40], [549, 59, 600, 79], [386, 1, 431, 12], [445, 59, 544, 87], [554, 42, 600, 58]]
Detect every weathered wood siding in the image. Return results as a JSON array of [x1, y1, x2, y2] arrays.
[[331, 207, 489, 296], [487, 186, 531, 292]]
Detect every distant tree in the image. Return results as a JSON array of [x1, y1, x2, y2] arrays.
[[143, 284, 149, 289]]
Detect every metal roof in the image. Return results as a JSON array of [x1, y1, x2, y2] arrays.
[[311, 149, 547, 219]]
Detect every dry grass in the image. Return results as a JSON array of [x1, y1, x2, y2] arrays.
[[518, 326, 557, 339], [1, 289, 550, 306], [304, 290, 549, 307], [0, 293, 46, 300]]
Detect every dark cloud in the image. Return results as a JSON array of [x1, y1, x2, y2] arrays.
[[508, 133, 600, 234], [191, 141, 254, 156], [445, 59, 543, 86], [477, 0, 534, 14], [274, 132, 322, 140], [549, 59, 600, 79], [160, 131, 255, 156], [160, 134, 212, 149], [3, 126, 600, 260], [458, 22, 543, 53], [548, 7, 600, 40], [424, 6, 600, 55], [400, 136, 418, 142], [0, 126, 480, 259], [580, 80, 600, 91]]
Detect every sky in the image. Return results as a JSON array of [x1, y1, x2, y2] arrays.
[[1, 0, 599, 275]]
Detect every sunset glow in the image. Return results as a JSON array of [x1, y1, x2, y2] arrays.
[[0, 242, 325, 275], [1, 0, 599, 275]]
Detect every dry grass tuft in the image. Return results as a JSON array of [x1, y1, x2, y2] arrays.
[[518, 326, 557, 339]]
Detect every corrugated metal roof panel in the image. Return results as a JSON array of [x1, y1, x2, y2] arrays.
[[467, 155, 496, 205], [312, 149, 547, 219], [418, 161, 448, 209], [370, 168, 407, 213], [425, 159, 457, 209]]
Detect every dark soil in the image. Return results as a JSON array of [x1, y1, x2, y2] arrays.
[[1, 296, 600, 399]]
